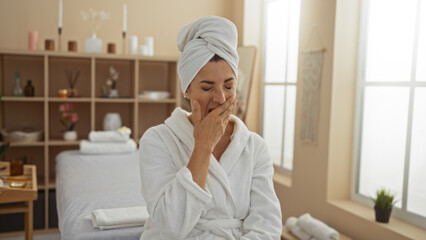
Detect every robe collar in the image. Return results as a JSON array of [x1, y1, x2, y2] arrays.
[[164, 107, 250, 175]]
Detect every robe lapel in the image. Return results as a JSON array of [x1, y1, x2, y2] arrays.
[[218, 115, 250, 175], [165, 108, 251, 213]]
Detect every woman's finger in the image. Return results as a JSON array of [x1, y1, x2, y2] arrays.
[[191, 100, 202, 127], [219, 98, 238, 118], [212, 96, 235, 116]]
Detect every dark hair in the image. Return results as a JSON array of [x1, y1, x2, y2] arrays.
[[209, 54, 224, 62]]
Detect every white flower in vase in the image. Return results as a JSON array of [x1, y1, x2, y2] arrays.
[[106, 66, 120, 97], [81, 9, 110, 53]]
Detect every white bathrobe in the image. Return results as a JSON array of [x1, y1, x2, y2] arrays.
[[139, 108, 282, 239]]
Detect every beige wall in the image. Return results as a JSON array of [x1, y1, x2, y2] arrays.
[[0, 0, 232, 55]]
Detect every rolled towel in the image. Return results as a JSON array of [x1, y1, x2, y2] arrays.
[[297, 213, 339, 240], [89, 127, 131, 142], [92, 206, 149, 230], [177, 16, 239, 94], [80, 139, 137, 154], [286, 217, 318, 240]]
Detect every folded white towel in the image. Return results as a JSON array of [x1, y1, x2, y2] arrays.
[[92, 206, 149, 230], [80, 139, 137, 154], [286, 217, 319, 240], [297, 213, 339, 240], [89, 127, 131, 142]]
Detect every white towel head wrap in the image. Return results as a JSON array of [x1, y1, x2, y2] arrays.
[[177, 16, 239, 94]]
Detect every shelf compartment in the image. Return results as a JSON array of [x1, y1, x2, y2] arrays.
[[1, 102, 44, 141], [95, 102, 134, 137], [1, 54, 44, 97], [48, 57, 91, 98], [48, 102, 91, 140], [95, 58, 135, 98], [48, 189, 58, 228], [139, 61, 177, 99], [138, 103, 175, 138]]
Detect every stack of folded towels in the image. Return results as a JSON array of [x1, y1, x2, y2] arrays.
[[285, 213, 339, 240], [80, 127, 137, 154], [92, 206, 149, 230]]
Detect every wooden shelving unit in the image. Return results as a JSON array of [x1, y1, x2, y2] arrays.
[[0, 49, 181, 235]]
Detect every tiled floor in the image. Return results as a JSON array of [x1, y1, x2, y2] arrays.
[[0, 233, 60, 240]]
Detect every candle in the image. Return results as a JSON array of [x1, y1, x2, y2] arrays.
[[123, 4, 127, 32], [145, 37, 154, 56], [28, 31, 39, 50], [58, 0, 63, 28], [129, 35, 138, 55]]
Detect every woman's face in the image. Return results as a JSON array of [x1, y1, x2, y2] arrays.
[[186, 60, 236, 119]]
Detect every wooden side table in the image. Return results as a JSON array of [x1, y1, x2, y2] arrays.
[[0, 162, 38, 240]]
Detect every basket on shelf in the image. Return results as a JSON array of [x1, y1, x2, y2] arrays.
[[1, 128, 43, 143]]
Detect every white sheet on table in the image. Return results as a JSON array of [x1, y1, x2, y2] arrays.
[[56, 150, 145, 240]]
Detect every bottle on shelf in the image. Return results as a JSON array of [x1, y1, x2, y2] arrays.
[[13, 72, 23, 96], [24, 79, 35, 97]]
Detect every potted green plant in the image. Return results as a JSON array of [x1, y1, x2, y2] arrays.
[[0, 142, 9, 160], [372, 188, 397, 223]]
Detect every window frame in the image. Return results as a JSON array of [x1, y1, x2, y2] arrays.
[[261, 0, 300, 175], [352, 0, 426, 229]]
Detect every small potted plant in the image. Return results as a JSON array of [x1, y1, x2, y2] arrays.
[[372, 188, 397, 223], [59, 103, 79, 141], [0, 142, 9, 160]]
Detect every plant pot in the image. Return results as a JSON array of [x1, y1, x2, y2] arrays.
[[68, 88, 78, 97], [375, 207, 392, 223], [63, 130, 77, 141], [103, 113, 122, 131], [109, 89, 119, 98]]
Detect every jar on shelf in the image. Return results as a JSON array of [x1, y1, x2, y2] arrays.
[[24, 79, 35, 97]]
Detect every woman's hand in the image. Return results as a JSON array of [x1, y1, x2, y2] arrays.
[[187, 97, 237, 190], [191, 97, 238, 151]]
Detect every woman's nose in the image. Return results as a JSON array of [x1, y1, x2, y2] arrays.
[[213, 88, 226, 104]]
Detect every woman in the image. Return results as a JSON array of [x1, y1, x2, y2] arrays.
[[139, 16, 282, 239]]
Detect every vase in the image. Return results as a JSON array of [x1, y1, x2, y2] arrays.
[[13, 72, 23, 96], [68, 88, 78, 97], [63, 130, 77, 141], [85, 33, 102, 53], [103, 113, 122, 131], [109, 89, 119, 98]]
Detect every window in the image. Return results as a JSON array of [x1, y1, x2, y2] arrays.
[[262, 0, 301, 173], [353, 0, 426, 229]]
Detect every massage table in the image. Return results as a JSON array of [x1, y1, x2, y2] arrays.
[[56, 150, 145, 240]]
